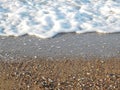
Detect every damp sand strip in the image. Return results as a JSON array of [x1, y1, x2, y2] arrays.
[[0, 33, 120, 60]]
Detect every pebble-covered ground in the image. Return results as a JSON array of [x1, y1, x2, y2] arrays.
[[0, 57, 120, 90]]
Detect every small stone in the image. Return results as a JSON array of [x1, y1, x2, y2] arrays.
[[77, 79, 80, 81], [58, 83, 61, 86], [41, 76, 46, 80], [23, 43, 27, 45], [86, 72, 90, 75], [100, 60, 104, 63], [73, 76, 75, 79], [34, 56, 37, 59], [27, 85, 30, 88], [48, 78, 53, 82], [56, 46, 61, 49]]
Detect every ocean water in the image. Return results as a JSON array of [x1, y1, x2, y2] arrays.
[[0, 0, 120, 38]]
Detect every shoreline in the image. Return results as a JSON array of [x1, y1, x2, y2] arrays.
[[0, 33, 120, 61]]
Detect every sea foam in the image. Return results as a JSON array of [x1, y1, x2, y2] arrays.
[[0, 0, 120, 38]]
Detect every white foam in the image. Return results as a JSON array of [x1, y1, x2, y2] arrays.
[[0, 0, 120, 38]]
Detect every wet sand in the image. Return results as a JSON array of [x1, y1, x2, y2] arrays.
[[0, 33, 120, 90], [0, 33, 120, 61]]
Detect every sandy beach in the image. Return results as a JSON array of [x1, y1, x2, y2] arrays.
[[0, 33, 120, 90], [0, 0, 120, 89]]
